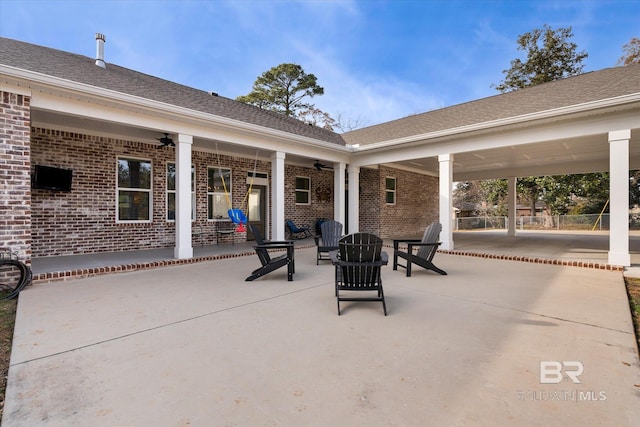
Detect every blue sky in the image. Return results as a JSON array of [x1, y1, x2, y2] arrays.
[[1, 0, 638, 127]]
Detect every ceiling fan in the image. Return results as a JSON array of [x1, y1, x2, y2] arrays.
[[156, 133, 175, 148], [313, 160, 333, 171]]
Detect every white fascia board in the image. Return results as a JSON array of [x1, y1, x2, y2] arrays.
[[1, 65, 350, 155], [352, 108, 640, 167], [353, 93, 640, 152], [0, 81, 31, 96]]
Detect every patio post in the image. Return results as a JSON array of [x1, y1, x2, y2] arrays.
[[507, 176, 517, 236], [334, 162, 346, 226], [271, 151, 286, 241], [347, 164, 360, 234], [174, 133, 193, 259], [438, 153, 454, 250], [608, 130, 631, 266]]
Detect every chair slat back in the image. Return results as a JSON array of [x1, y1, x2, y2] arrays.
[[416, 222, 442, 260], [249, 224, 271, 265], [320, 220, 343, 247], [338, 233, 382, 290]]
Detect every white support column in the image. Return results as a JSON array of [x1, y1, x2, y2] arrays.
[[271, 151, 286, 241], [608, 130, 631, 267], [334, 162, 346, 225], [507, 176, 517, 237], [174, 133, 193, 259], [347, 164, 360, 234], [438, 154, 454, 250]]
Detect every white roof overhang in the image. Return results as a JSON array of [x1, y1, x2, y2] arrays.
[[350, 94, 640, 181], [0, 65, 352, 164], [2, 64, 639, 180]]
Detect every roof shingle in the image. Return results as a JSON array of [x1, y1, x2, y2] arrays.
[[0, 37, 345, 145], [343, 64, 640, 145], [3, 37, 638, 148]]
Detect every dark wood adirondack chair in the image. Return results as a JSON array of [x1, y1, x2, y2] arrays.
[[285, 219, 312, 239], [393, 222, 447, 277], [330, 233, 389, 315], [314, 220, 343, 264], [246, 224, 295, 281]]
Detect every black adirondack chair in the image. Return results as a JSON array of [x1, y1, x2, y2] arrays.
[[393, 222, 447, 277], [285, 219, 312, 239], [246, 224, 295, 281], [330, 233, 388, 315], [314, 220, 343, 264]]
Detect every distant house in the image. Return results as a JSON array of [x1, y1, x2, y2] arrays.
[[1, 35, 637, 266]]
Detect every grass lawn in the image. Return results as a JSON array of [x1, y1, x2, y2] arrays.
[[626, 277, 640, 354], [0, 298, 17, 420]]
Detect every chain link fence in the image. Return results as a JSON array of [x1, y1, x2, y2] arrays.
[[456, 214, 640, 231]]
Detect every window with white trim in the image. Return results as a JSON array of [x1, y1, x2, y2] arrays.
[[295, 176, 311, 205], [167, 163, 196, 221], [208, 167, 231, 219], [117, 157, 152, 222], [385, 177, 396, 205]]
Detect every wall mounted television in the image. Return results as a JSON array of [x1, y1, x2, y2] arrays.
[[32, 165, 73, 192]]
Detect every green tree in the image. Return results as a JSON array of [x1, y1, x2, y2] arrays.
[[517, 177, 542, 216], [480, 179, 509, 216], [538, 175, 578, 215], [617, 37, 640, 66], [453, 181, 483, 215], [572, 173, 610, 214], [631, 171, 640, 207], [236, 63, 324, 117], [493, 25, 587, 93]]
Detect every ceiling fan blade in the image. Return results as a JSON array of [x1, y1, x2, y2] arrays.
[[156, 133, 174, 147]]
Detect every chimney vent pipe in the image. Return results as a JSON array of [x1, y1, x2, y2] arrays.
[[95, 33, 106, 68]]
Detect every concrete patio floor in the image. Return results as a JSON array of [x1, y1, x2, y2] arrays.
[[28, 230, 640, 280], [3, 235, 640, 426]]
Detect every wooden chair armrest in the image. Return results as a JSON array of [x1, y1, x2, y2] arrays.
[[393, 239, 421, 250], [255, 242, 294, 250], [406, 242, 442, 248], [262, 240, 294, 246]]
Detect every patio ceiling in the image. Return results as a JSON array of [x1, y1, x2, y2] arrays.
[[350, 100, 640, 181], [30, 108, 348, 167], [387, 131, 640, 181], [31, 101, 640, 181]]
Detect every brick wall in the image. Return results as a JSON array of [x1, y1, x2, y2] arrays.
[[28, 126, 439, 257], [283, 164, 439, 238], [378, 165, 439, 237], [0, 91, 31, 263], [30, 129, 273, 256], [284, 165, 335, 234], [358, 168, 381, 234]]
